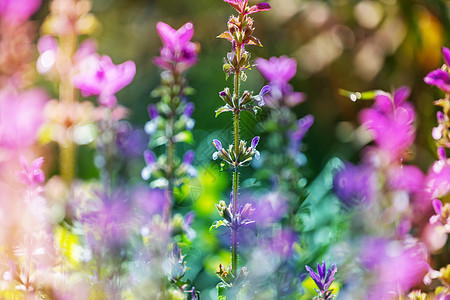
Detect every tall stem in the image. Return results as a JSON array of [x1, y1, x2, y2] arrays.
[[231, 44, 241, 276], [59, 32, 77, 184]]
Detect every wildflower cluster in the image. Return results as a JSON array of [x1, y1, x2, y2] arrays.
[[306, 262, 337, 300]]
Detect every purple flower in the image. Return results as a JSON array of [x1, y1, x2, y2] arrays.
[[0, 0, 41, 25], [268, 229, 297, 258], [183, 102, 195, 118], [291, 114, 314, 144], [181, 150, 197, 177], [212, 139, 223, 160], [16, 156, 45, 187], [424, 47, 450, 93], [250, 136, 261, 159], [147, 104, 159, 120], [142, 150, 158, 180], [153, 22, 199, 73], [333, 163, 375, 208], [305, 261, 337, 300], [116, 123, 147, 157], [72, 54, 136, 107]]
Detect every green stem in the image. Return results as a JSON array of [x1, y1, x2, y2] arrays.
[[231, 44, 241, 276]]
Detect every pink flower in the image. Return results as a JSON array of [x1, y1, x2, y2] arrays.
[[223, 0, 270, 15], [72, 54, 136, 107], [424, 47, 450, 93], [16, 156, 45, 187], [0, 89, 47, 149], [425, 158, 450, 200], [0, 0, 41, 25], [153, 22, 199, 73], [359, 88, 416, 161]]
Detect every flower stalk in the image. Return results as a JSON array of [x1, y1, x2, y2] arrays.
[[212, 0, 270, 294]]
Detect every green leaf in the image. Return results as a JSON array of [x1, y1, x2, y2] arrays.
[[338, 89, 380, 102], [209, 220, 227, 233], [215, 106, 233, 117]]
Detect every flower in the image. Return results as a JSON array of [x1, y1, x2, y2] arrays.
[[429, 199, 450, 233], [333, 163, 375, 208], [0, 89, 47, 149], [305, 261, 337, 300], [252, 85, 271, 106], [141, 150, 158, 180], [223, 0, 271, 15], [0, 0, 41, 25], [359, 88, 416, 161], [256, 56, 305, 107], [153, 22, 199, 73], [72, 54, 136, 107], [16, 156, 45, 187], [424, 47, 450, 93]]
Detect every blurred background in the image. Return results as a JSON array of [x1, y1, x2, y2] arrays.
[[28, 0, 450, 298]]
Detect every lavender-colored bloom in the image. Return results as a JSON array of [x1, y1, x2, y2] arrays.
[[116, 123, 147, 157], [0, 0, 41, 25], [16, 156, 45, 187], [212, 139, 223, 160], [268, 229, 297, 258], [72, 54, 136, 107], [305, 261, 337, 299], [183, 150, 195, 165], [251, 136, 260, 149], [424, 47, 450, 92], [142, 150, 157, 180], [183, 102, 195, 118], [253, 85, 271, 106], [291, 114, 314, 143], [333, 163, 375, 208], [147, 104, 159, 120], [153, 22, 199, 73]]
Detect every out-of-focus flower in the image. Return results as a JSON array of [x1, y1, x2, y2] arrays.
[[0, 89, 47, 149], [424, 47, 450, 93], [387, 165, 424, 193], [153, 22, 199, 73], [425, 153, 450, 200], [141, 150, 158, 181], [305, 261, 337, 300], [116, 122, 147, 158], [268, 229, 297, 258], [407, 290, 427, 300], [43, 99, 95, 145], [430, 199, 450, 233], [0, 0, 41, 25], [359, 88, 416, 162], [360, 238, 428, 300], [16, 156, 45, 187], [333, 163, 375, 208], [256, 56, 305, 108], [72, 54, 136, 107]]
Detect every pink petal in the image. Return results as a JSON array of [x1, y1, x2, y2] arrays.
[[432, 199, 443, 215], [177, 22, 194, 46], [393, 86, 410, 107], [442, 46, 450, 67], [156, 22, 177, 49]]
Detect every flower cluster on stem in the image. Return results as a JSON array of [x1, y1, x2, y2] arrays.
[[211, 0, 270, 296]]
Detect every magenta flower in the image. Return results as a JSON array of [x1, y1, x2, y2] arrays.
[[387, 165, 424, 193], [429, 199, 450, 232], [359, 88, 416, 161], [256, 56, 305, 107], [424, 47, 450, 93], [256, 56, 297, 84], [16, 156, 45, 187], [0, 89, 47, 149], [223, 0, 270, 15], [0, 0, 41, 25], [72, 54, 136, 107], [153, 22, 199, 73], [425, 158, 450, 200]]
